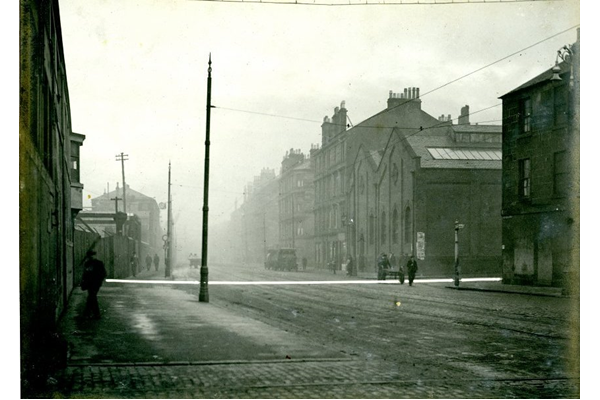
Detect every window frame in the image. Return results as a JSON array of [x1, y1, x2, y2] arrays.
[[518, 158, 531, 200], [520, 97, 532, 134]]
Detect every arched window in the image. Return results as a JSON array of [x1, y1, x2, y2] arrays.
[[369, 213, 375, 245], [404, 206, 412, 244], [381, 211, 387, 244], [392, 208, 399, 244]]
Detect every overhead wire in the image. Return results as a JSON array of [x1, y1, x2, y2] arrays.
[[189, 0, 561, 7], [213, 24, 577, 196], [213, 24, 577, 130]]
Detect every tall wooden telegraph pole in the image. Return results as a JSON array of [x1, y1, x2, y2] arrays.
[[115, 153, 129, 213]]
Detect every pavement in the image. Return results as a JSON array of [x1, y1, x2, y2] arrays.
[[444, 280, 568, 297], [34, 266, 577, 398]]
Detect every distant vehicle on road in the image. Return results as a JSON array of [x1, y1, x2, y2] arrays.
[[265, 249, 298, 271], [188, 253, 201, 269]]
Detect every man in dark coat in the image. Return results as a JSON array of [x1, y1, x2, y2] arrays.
[[407, 255, 418, 286], [81, 250, 107, 319], [145, 254, 152, 271]]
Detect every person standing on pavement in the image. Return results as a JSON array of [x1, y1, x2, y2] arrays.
[[80, 250, 107, 319], [346, 255, 355, 277], [145, 254, 152, 271], [130, 251, 139, 276], [407, 255, 418, 286], [302, 257, 308, 271], [377, 253, 390, 280], [153, 253, 160, 271]]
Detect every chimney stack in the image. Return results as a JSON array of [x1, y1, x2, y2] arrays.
[[458, 105, 470, 126], [322, 101, 347, 146], [388, 88, 422, 110]]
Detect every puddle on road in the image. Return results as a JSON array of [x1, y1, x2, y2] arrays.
[[133, 314, 159, 340]]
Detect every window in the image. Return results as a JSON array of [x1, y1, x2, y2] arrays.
[[554, 85, 568, 126], [369, 214, 375, 245], [392, 208, 399, 244], [404, 206, 411, 244], [520, 98, 532, 134], [391, 163, 399, 185], [400, 159, 404, 195], [554, 151, 568, 196], [333, 205, 338, 228], [71, 158, 79, 182], [381, 211, 387, 244], [518, 158, 531, 199]]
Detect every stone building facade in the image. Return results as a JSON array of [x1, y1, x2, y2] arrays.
[[500, 31, 580, 290], [311, 103, 348, 269], [347, 89, 503, 276], [19, 0, 83, 390], [279, 150, 315, 265]]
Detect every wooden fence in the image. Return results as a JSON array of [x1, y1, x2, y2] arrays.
[[74, 229, 162, 283]]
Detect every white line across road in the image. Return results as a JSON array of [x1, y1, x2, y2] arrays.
[[106, 277, 502, 285]]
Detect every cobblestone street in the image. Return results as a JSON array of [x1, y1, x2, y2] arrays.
[[44, 263, 580, 398], [58, 360, 580, 399]]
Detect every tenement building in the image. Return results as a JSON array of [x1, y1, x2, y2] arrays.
[[279, 150, 315, 265], [500, 31, 580, 290], [19, 0, 83, 391], [235, 168, 280, 265], [311, 103, 349, 269]]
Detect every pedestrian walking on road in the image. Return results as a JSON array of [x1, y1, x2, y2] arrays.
[[390, 253, 404, 284], [302, 257, 308, 271], [80, 250, 107, 319], [407, 255, 418, 286], [145, 254, 152, 271], [153, 253, 160, 271], [329, 259, 336, 275]]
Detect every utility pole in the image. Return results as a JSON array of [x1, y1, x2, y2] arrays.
[[115, 153, 129, 213], [263, 211, 267, 264], [110, 196, 122, 213], [199, 54, 212, 303], [291, 194, 295, 249], [111, 196, 124, 235], [165, 161, 172, 278]]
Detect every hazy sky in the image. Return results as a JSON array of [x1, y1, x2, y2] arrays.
[[57, 0, 579, 255]]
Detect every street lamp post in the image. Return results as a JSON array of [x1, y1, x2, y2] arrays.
[[165, 161, 172, 278], [454, 220, 464, 287], [199, 54, 212, 302]]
